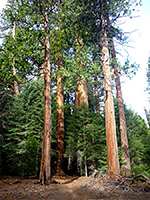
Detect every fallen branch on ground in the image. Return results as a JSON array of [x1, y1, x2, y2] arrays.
[[118, 174, 150, 185]]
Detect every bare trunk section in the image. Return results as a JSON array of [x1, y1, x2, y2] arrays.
[[39, 8, 51, 185], [55, 0, 65, 175], [100, 13, 120, 179], [12, 64, 19, 96], [94, 76, 100, 114], [84, 156, 88, 177], [110, 39, 131, 171], [78, 77, 89, 107], [76, 38, 89, 107], [12, 21, 19, 96], [56, 56, 65, 175]]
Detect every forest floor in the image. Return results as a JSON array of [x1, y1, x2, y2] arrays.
[[0, 175, 150, 200]]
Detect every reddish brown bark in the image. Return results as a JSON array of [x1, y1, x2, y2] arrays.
[[75, 38, 89, 107], [39, 7, 51, 185], [78, 77, 89, 107], [56, 56, 65, 175], [110, 39, 131, 171], [55, 0, 65, 175], [100, 12, 120, 179]]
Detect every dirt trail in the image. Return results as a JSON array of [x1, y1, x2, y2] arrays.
[[0, 176, 150, 200]]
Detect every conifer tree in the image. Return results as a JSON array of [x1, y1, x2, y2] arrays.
[[39, 0, 52, 185], [65, 105, 106, 176], [100, 0, 120, 179], [110, 38, 131, 171], [55, 0, 65, 175], [4, 79, 44, 175]]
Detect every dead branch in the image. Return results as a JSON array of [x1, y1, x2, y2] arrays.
[[119, 174, 150, 185]]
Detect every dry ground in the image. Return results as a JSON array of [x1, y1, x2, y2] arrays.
[[0, 175, 150, 200]]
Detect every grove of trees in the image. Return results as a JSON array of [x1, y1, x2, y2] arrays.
[[0, 0, 150, 185]]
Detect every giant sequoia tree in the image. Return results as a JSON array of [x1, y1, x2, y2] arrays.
[[0, 0, 146, 182], [100, 0, 120, 178], [39, 1, 52, 185], [110, 38, 131, 171]]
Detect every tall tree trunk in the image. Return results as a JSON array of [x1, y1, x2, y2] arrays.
[[94, 75, 100, 114], [56, 56, 65, 175], [55, 0, 65, 175], [12, 64, 19, 96], [110, 39, 131, 171], [78, 77, 89, 107], [39, 7, 52, 185], [100, 12, 120, 179], [76, 38, 89, 107], [12, 21, 19, 96]]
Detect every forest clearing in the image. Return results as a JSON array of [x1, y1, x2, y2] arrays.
[[0, 1, 150, 199], [1, 175, 150, 200]]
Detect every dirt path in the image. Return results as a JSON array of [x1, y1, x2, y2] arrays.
[[0, 176, 150, 200]]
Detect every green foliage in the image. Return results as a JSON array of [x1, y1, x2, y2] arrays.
[[3, 78, 56, 176], [65, 104, 107, 175], [132, 165, 150, 179], [0, 84, 14, 175], [115, 98, 150, 176], [17, 136, 39, 177], [0, 0, 147, 178]]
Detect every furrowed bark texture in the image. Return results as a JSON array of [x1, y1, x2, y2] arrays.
[[100, 13, 120, 179], [56, 56, 65, 174], [110, 39, 131, 171], [40, 8, 51, 185]]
